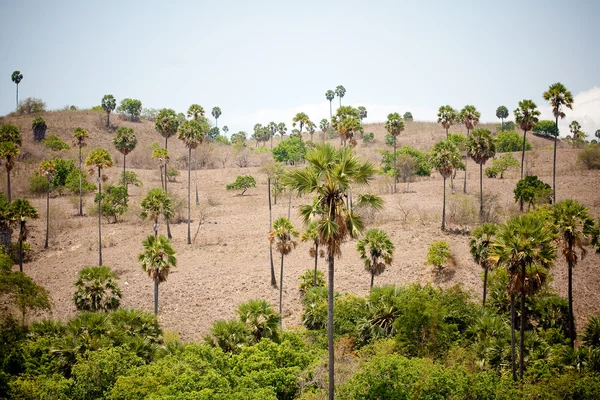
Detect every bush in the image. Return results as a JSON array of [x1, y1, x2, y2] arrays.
[[514, 175, 552, 210], [41, 134, 70, 151], [94, 185, 128, 223], [485, 167, 498, 178], [299, 269, 325, 294], [495, 130, 532, 153], [486, 153, 520, 179], [73, 266, 122, 312], [272, 136, 307, 165], [426, 241, 450, 270], [18, 97, 46, 115], [118, 171, 142, 187], [31, 116, 47, 142], [29, 174, 49, 195], [362, 132, 374, 144], [7, 241, 33, 264], [578, 144, 600, 170], [380, 146, 431, 178], [497, 120, 516, 132], [226, 175, 256, 195], [65, 168, 96, 194], [166, 167, 179, 182], [533, 120, 559, 138]]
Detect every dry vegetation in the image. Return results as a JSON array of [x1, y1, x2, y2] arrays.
[[1, 110, 598, 341]]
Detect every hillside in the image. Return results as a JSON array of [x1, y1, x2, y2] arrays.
[[1, 110, 598, 342]]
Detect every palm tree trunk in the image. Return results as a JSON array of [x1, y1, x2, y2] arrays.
[[329, 101, 332, 120], [442, 177, 446, 230], [464, 129, 469, 193], [314, 242, 319, 286], [287, 193, 292, 219], [154, 280, 159, 315], [520, 266, 526, 380], [268, 178, 276, 287], [568, 261, 575, 348], [16, 83, 19, 111], [446, 127, 449, 139], [45, 176, 50, 249], [7, 167, 11, 202], [194, 149, 199, 206], [98, 168, 102, 266], [553, 116, 558, 204], [164, 163, 172, 239], [370, 272, 374, 290], [511, 293, 517, 381], [479, 163, 483, 220], [483, 265, 488, 307], [521, 130, 527, 180], [159, 165, 165, 190], [279, 254, 284, 327], [274, 179, 277, 205], [19, 221, 24, 273], [123, 153, 127, 192], [393, 136, 397, 194], [327, 252, 335, 400], [106, 112, 110, 128], [187, 148, 192, 245], [153, 217, 158, 237], [78, 146, 83, 216]]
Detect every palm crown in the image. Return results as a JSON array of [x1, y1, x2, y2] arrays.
[[73, 127, 89, 148], [467, 128, 496, 165], [437, 105, 457, 132], [139, 235, 176, 284], [430, 140, 461, 179], [140, 188, 174, 222], [187, 104, 205, 120], [85, 148, 113, 171], [11, 71, 23, 84], [385, 113, 405, 136], [496, 106, 509, 120], [459, 105, 480, 131], [325, 90, 335, 102], [212, 106, 222, 119], [178, 118, 208, 149], [269, 217, 299, 256], [356, 228, 394, 284], [155, 109, 180, 141], [543, 82, 574, 120], [514, 100, 540, 132], [113, 127, 137, 156]]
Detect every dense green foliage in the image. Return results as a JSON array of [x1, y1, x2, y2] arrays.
[[226, 175, 257, 195], [380, 146, 431, 177], [41, 134, 70, 151], [94, 185, 129, 223], [485, 153, 520, 179], [514, 176, 553, 209], [533, 119, 559, 138], [272, 136, 308, 165], [495, 130, 532, 153]]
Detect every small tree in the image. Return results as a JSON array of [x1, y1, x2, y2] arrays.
[[226, 175, 256, 195], [486, 153, 520, 179], [95, 185, 128, 224], [356, 228, 394, 289], [73, 266, 122, 312], [426, 241, 450, 271], [269, 217, 298, 327], [85, 148, 113, 265], [140, 188, 173, 237], [430, 140, 462, 230], [496, 106, 509, 131], [11, 199, 38, 273], [403, 111, 413, 121], [0, 124, 22, 201], [101, 95, 117, 128], [31, 116, 47, 142], [139, 235, 176, 316], [514, 176, 552, 210], [73, 127, 89, 216], [117, 98, 142, 122], [38, 160, 56, 249]]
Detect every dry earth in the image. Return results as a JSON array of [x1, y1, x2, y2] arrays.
[[2, 111, 599, 342]]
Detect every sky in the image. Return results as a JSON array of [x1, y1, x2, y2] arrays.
[[1, 0, 599, 137]]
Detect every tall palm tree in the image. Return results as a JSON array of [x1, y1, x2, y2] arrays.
[[0, 124, 22, 202], [467, 128, 496, 219], [140, 188, 174, 237], [282, 144, 381, 400], [178, 118, 208, 244], [139, 235, 176, 316], [358, 106, 367, 125], [101, 95, 116, 128], [430, 140, 462, 231], [267, 122, 278, 148], [187, 104, 205, 120], [269, 217, 298, 327], [356, 228, 394, 289], [458, 105, 481, 193], [496, 106, 509, 131], [277, 122, 287, 142], [306, 121, 317, 142], [73, 127, 89, 216], [514, 100, 540, 181], [325, 90, 335, 119], [319, 119, 330, 140], [11, 199, 38, 273], [73, 266, 122, 312], [385, 113, 405, 194], [543, 83, 574, 203], [38, 160, 56, 249], [469, 223, 498, 306], [301, 220, 321, 286], [437, 105, 456, 139], [112, 127, 137, 191], [152, 148, 169, 191], [85, 148, 114, 266], [155, 108, 180, 150], [211, 106, 222, 127], [552, 199, 597, 348], [11, 71, 23, 111], [336, 116, 362, 147], [335, 85, 346, 107], [292, 112, 311, 139], [490, 214, 556, 380]]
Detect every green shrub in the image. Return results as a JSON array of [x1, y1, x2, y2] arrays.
[[514, 175, 552, 210], [94, 185, 128, 223], [362, 132, 374, 144], [302, 286, 329, 330], [579, 144, 600, 170], [486, 153, 520, 179], [495, 130, 532, 153], [533, 120, 559, 138], [497, 120, 516, 132], [299, 269, 325, 294], [426, 241, 450, 270], [118, 171, 142, 187], [65, 168, 96, 194], [73, 266, 122, 312], [41, 134, 70, 151], [272, 136, 307, 165], [29, 173, 49, 195], [226, 175, 256, 195], [485, 167, 498, 178], [380, 146, 431, 177], [166, 167, 179, 182]]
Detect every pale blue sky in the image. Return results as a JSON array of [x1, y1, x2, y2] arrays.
[[1, 0, 599, 136]]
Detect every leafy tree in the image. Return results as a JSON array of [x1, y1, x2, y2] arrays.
[[533, 120, 559, 138], [514, 176, 552, 210], [362, 132, 375, 144], [429, 140, 462, 230], [236, 299, 280, 343], [467, 128, 496, 218], [226, 175, 256, 195], [85, 148, 113, 265], [0, 124, 21, 201], [139, 235, 176, 315], [0, 268, 51, 325], [331, 105, 361, 146], [252, 123, 269, 146], [437, 105, 457, 138], [117, 98, 142, 122], [17, 97, 46, 114], [514, 99, 540, 180], [357, 229, 394, 289], [101, 95, 116, 128], [426, 241, 450, 270], [358, 106, 368, 124], [272, 136, 307, 165], [282, 144, 381, 400], [118, 170, 142, 188], [458, 105, 480, 193], [495, 130, 532, 153], [94, 185, 128, 224], [269, 217, 298, 326], [113, 127, 137, 191], [72, 127, 89, 216], [178, 118, 208, 244], [292, 112, 311, 139], [325, 89, 335, 118], [403, 111, 413, 121], [152, 147, 169, 191], [11, 71, 23, 111], [385, 113, 405, 193], [486, 153, 520, 179], [31, 116, 47, 141], [543, 82, 573, 203], [231, 131, 247, 146], [496, 106, 509, 131], [552, 200, 598, 347], [73, 266, 122, 312], [469, 223, 498, 306], [11, 199, 38, 273], [38, 160, 56, 249], [490, 214, 556, 380], [335, 85, 346, 106], [211, 106, 222, 127], [140, 188, 173, 237]]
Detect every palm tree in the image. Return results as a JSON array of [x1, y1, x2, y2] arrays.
[[292, 112, 311, 139], [496, 106, 509, 131], [437, 105, 456, 139], [301, 220, 321, 286], [152, 148, 169, 191], [178, 118, 208, 244], [236, 299, 280, 343], [267, 122, 278, 148], [514, 100, 540, 181], [430, 140, 462, 230], [269, 217, 298, 327], [306, 121, 317, 142], [73, 128, 89, 216], [11, 71, 23, 111], [358, 106, 367, 125], [336, 116, 362, 147], [38, 160, 56, 249], [0, 124, 22, 201], [325, 90, 335, 119], [187, 104, 205, 120], [277, 122, 287, 142], [467, 128, 496, 219], [85, 148, 114, 266], [552, 199, 597, 348], [113, 127, 137, 191], [569, 121, 582, 148], [282, 144, 381, 400], [458, 105, 480, 193], [543, 83, 574, 203], [101, 95, 116, 128], [335, 85, 346, 107], [469, 223, 498, 306], [211, 106, 222, 127], [155, 108, 180, 150], [319, 119, 330, 140], [385, 113, 405, 193], [11, 199, 38, 273], [490, 214, 556, 380], [139, 235, 176, 315], [356, 228, 394, 289], [73, 266, 122, 312], [140, 188, 174, 237]]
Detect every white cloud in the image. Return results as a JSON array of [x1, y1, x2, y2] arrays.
[[539, 86, 600, 138]]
